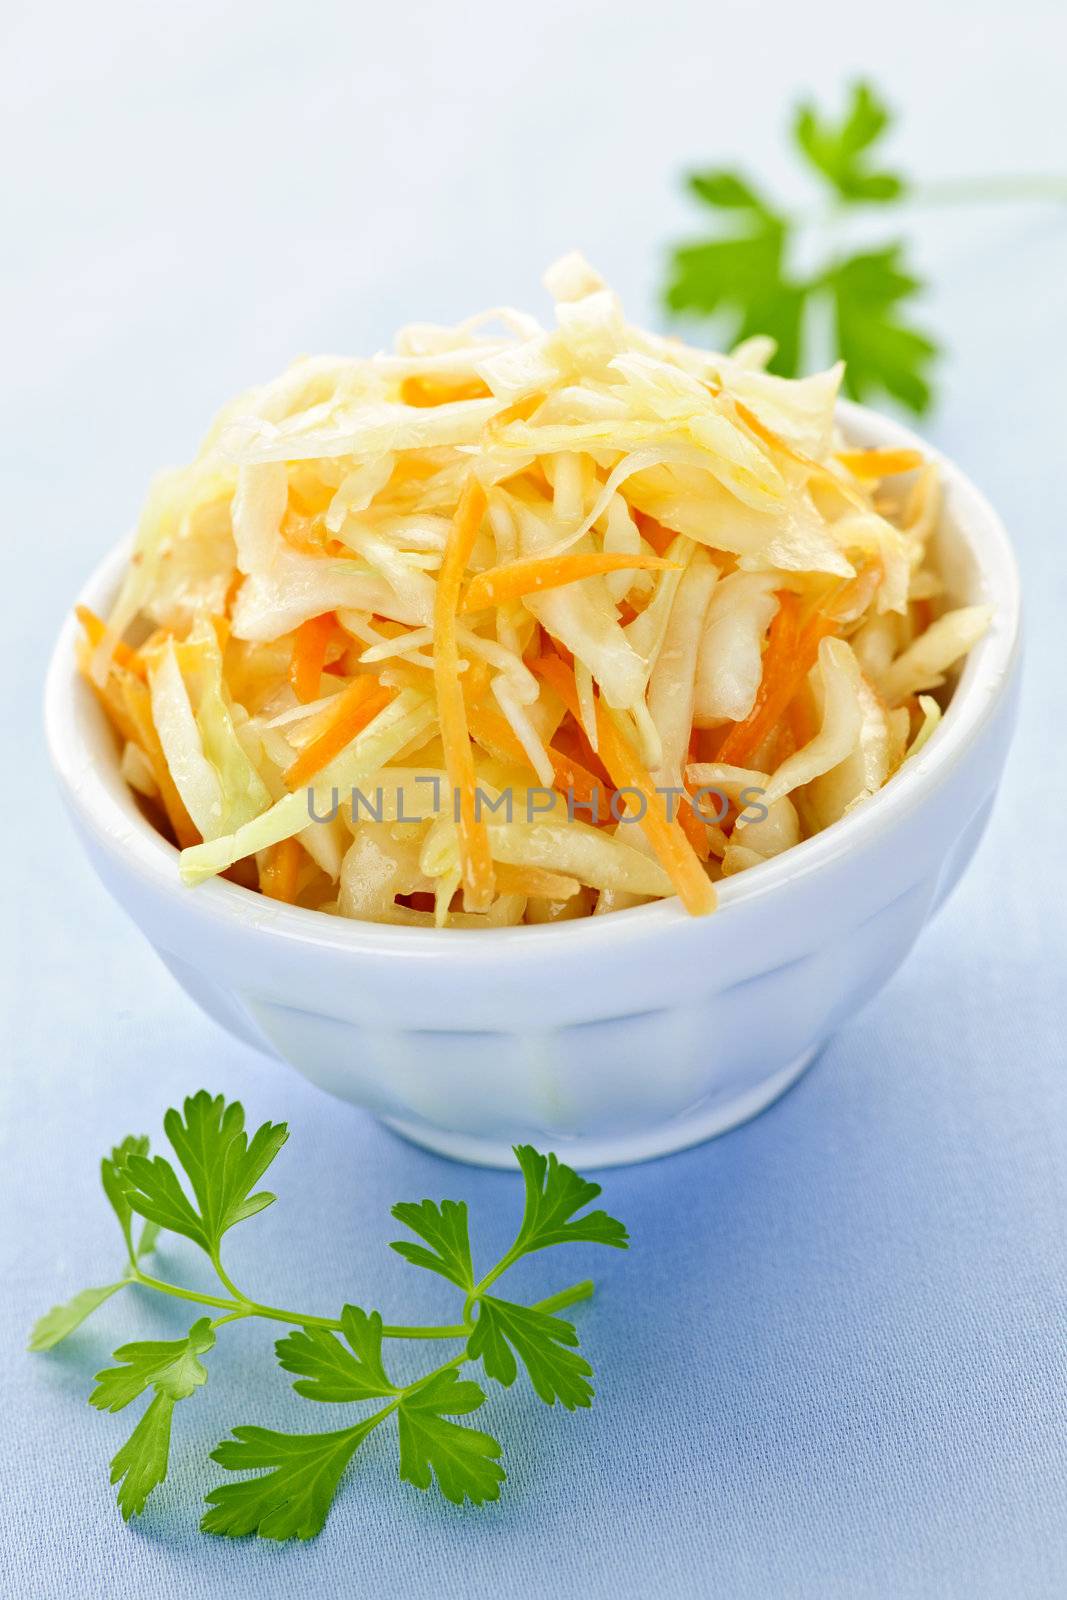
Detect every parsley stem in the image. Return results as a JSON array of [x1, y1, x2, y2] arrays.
[[236, 1300, 470, 1339], [130, 1268, 239, 1313], [131, 1254, 595, 1341], [908, 174, 1067, 209], [380, 1323, 469, 1340], [208, 1248, 248, 1307], [230, 1301, 341, 1330], [790, 173, 1067, 232], [128, 1276, 470, 1339], [209, 1310, 249, 1330], [529, 1279, 594, 1316]]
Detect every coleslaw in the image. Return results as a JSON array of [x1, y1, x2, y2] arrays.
[[77, 255, 990, 925]]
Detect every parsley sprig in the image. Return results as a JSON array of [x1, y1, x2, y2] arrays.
[[664, 79, 1067, 413], [30, 1091, 628, 1541], [665, 82, 935, 411]]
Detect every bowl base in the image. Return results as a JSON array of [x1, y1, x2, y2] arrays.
[[379, 1045, 819, 1169]]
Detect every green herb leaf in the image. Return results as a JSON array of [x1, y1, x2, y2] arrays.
[[36, 1093, 629, 1541], [202, 1420, 379, 1540], [824, 244, 937, 412], [28, 1152, 159, 1352], [397, 1369, 504, 1505], [510, 1146, 630, 1260], [95, 1318, 215, 1521], [101, 1135, 150, 1256], [390, 1197, 474, 1289], [686, 169, 777, 215], [109, 1392, 177, 1519], [28, 1283, 128, 1352], [794, 80, 904, 203], [121, 1091, 288, 1255], [90, 1317, 215, 1413], [468, 1296, 594, 1410], [663, 80, 940, 410], [664, 183, 807, 378], [275, 1307, 398, 1403]]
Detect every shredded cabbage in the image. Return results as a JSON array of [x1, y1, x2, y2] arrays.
[[81, 254, 990, 922]]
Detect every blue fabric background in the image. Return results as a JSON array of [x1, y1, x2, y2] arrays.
[[3, 5, 1066, 1595]]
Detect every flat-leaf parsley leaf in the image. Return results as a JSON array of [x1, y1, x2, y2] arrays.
[[30, 1092, 628, 1540], [664, 80, 937, 409]]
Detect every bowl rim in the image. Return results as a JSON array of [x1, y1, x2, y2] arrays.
[[45, 398, 1021, 959]]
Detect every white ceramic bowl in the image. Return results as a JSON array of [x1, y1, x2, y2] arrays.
[[45, 402, 1021, 1168]]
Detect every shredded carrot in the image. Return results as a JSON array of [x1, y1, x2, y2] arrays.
[[284, 675, 393, 790], [289, 613, 336, 703], [461, 551, 678, 613], [714, 558, 886, 772], [677, 731, 714, 859], [464, 658, 493, 703], [222, 857, 259, 891], [688, 727, 721, 765], [119, 676, 201, 848], [464, 701, 530, 766], [434, 476, 496, 912], [631, 512, 676, 556], [545, 746, 610, 812], [75, 606, 147, 680], [75, 627, 138, 740], [678, 797, 712, 861], [817, 559, 883, 627], [401, 375, 492, 407], [492, 863, 581, 900], [544, 712, 616, 809], [286, 471, 335, 518], [717, 571, 882, 770], [836, 447, 924, 479], [715, 389, 868, 510], [466, 701, 608, 811], [531, 654, 716, 916], [280, 507, 338, 557], [260, 837, 303, 902], [210, 613, 232, 651], [714, 594, 814, 768]]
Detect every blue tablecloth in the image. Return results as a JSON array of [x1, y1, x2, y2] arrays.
[[3, 7, 1066, 1594]]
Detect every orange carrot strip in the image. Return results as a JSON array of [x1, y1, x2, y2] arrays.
[[716, 561, 885, 770], [544, 747, 610, 812], [284, 676, 393, 790], [75, 630, 140, 746], [462, 552, 677, 613], [531, 655, 715, 917], [289, 613, 336, 703], [714, 594, 817, 768], [836, 447, 924, 479], [631, 512, 676, 556], [715, 388, 867, 509], [546, 712, 614, 793], [260, 837, 303, 902], [434, 476, 495, 912], [678, 794, 712, 861], [75, 606, 147, 680], [119, 676, 201, 848], [720, 567, 887, 771], [401, 375, 492, 407], [466, 702, 608, 810]]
